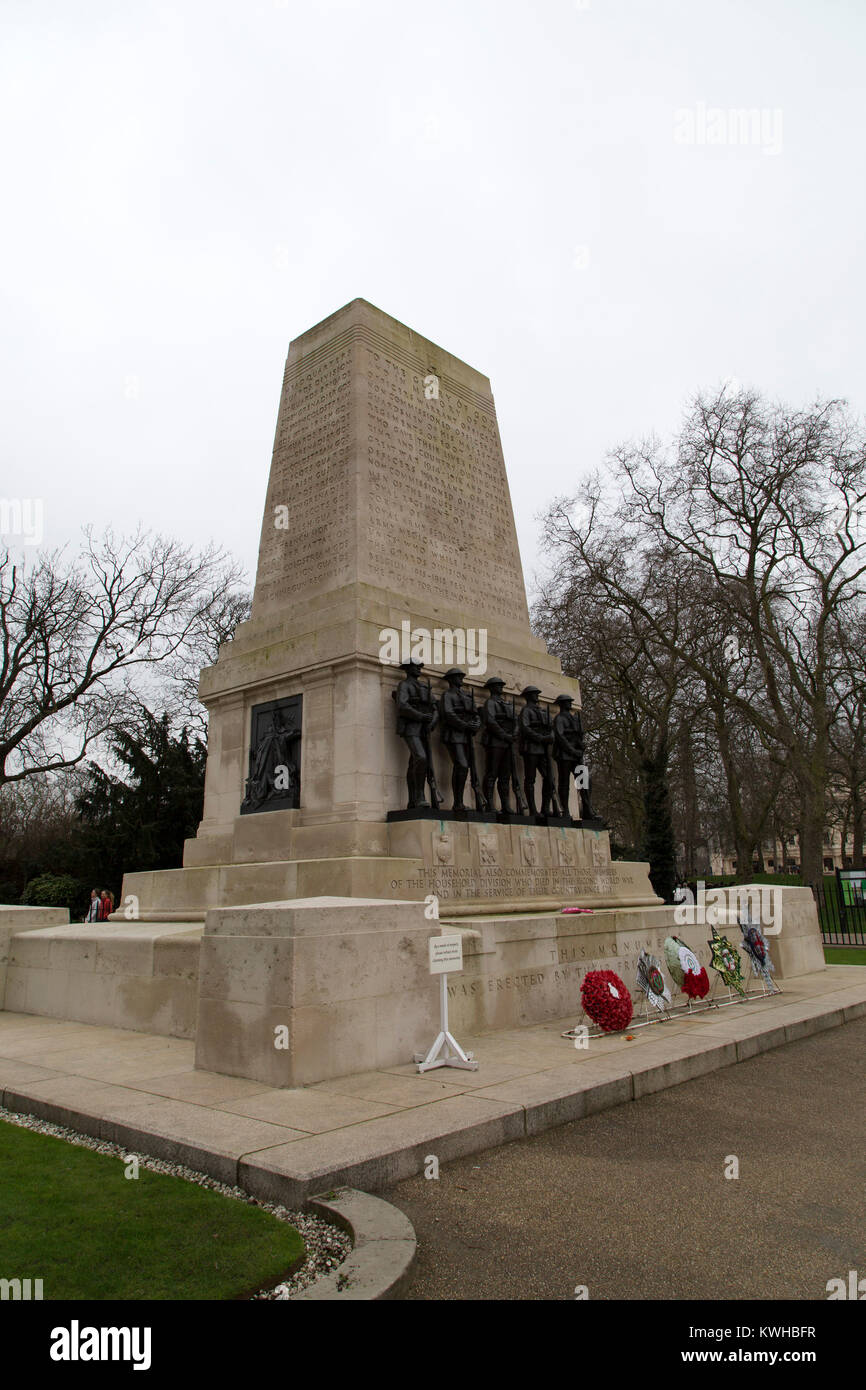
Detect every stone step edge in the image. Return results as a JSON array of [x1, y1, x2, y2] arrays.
[[2, 991, 865, 1221]]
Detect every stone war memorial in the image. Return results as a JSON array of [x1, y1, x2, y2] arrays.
[[0, 300, 825, 1087]]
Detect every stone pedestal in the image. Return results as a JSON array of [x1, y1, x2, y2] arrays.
[[195, 897, 439, 1086], [0, 886, 826, 1076], [121, 820, 661, 922], [706, 885, 825, 979], [0, 906, 69, 1010]]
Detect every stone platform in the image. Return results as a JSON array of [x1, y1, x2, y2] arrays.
[[1, 965, 864, 1205], [0, 887, 826, 1087]]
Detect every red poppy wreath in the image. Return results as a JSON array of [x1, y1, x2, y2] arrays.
[[681, 966, 710, 999], [580, 969, 633, 1032]]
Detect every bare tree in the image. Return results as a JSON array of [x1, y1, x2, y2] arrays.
[[540, 389, 866, 886], [0, 529, 248, 790], [828, 609, 866, 868], [534, 555, 694, 900]]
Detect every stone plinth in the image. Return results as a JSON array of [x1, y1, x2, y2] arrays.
[[195, 897, 439, 1086], [387, 820, 659, 914], [702, 885, 825, 979], [2, 919, 201, 1036], [119, 823, 661, 922], [1, 887, 826, 1079], [441, 893, 821, 1036], [0, 905, 69, 1010]]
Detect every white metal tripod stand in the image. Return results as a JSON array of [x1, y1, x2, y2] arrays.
[[414, 934, 479, 1073]]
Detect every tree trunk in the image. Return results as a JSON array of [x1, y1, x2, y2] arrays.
[[852, 794, 865, 870]]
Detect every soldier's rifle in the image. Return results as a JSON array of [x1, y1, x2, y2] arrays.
[[421, 678, 443, 810], [508, 695, 529, 816], [542, 703, 563, 818], [465, 686, 487, 812]]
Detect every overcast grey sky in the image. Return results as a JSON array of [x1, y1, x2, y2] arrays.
[[2, 0, 864, 597]]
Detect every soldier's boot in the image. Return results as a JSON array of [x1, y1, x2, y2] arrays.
[[411, 757, 429, 809], [452, 765, 468, 812], [471, 773, 488, 814]]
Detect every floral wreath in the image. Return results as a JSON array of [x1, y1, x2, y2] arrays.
[[681, 966, 710, 999], [664, 935, 710, 1000], [581, 969, 633, 1032]]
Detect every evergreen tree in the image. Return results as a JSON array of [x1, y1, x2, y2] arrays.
[[75, 710, 206, 894], [642, 752, 677, 903]]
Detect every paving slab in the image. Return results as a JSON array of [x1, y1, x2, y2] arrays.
[[1, 967, 865, 1203], [310, 1068, 468, 1105], [116, 1069, 272, 1106], [219, 1087, 401, 1132], [239, 1092, 527, 1207], [0, 1057, 65, 1090]]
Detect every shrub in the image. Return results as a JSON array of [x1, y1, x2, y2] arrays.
[[21, 873, 89, 919]]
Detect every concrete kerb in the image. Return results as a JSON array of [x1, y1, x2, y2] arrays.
[[292, 1188, 417, 1300]]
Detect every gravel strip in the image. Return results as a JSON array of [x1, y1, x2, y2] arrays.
[[0, 1103, 351, 1298]]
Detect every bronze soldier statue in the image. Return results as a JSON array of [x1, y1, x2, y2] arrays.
[[552, 694, 600, 822], [481, 676, 517, 814], [439, 668, 487, 813], [393, 659, 442, 810], [519, 686, 561, 818]]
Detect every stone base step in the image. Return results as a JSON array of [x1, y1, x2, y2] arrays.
[[2, 923, 202, 1039]]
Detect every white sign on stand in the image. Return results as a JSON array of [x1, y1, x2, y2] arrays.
[[429, 935, 463, 974], [415, 935, 479, 1073]]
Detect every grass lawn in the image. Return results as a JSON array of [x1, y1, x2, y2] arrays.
[[0, 1119, 304, 1300], [824, 946, 866, 965]]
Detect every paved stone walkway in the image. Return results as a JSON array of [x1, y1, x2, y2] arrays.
[[385, 1012, 866, 1301], [0, 966, 864, 1206]]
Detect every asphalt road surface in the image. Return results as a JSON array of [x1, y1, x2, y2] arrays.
[[385, 1015, 866, 1301]]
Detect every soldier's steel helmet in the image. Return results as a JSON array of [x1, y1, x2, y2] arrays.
[[520, 685, 541, 698], [443, 668, 466, 680], [399, 659, 424, 672], [554, 693, 575, 706], [483, 676, 506, 690]]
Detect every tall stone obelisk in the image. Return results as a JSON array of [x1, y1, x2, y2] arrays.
[[188, 300, 577, 843], [123, 299, 656, 917]]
